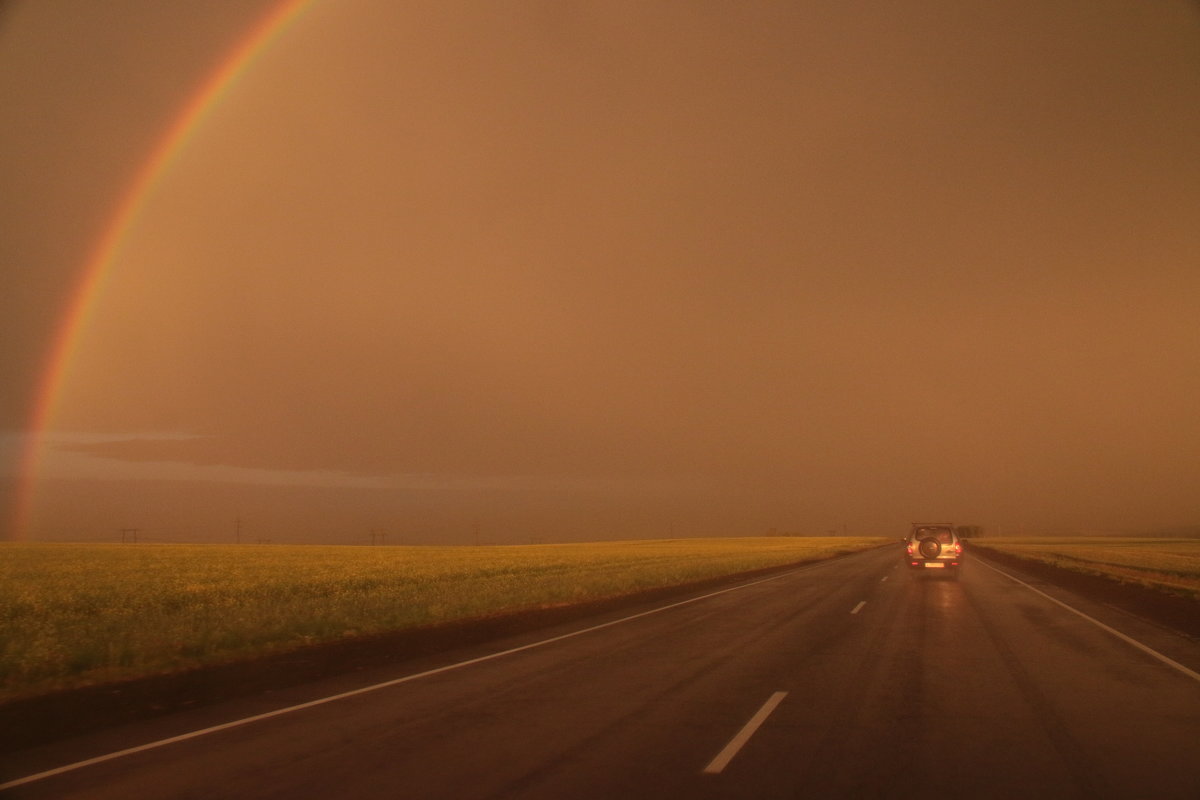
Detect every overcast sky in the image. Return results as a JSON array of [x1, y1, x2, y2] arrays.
[[2, 0, 1198, 544]]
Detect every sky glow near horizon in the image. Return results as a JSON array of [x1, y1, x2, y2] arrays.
[[1, 0, 1198, 543]]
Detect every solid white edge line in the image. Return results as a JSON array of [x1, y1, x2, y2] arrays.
[[975, 558, 1200, 684], [1, 561, 829, 791], [703, 691, 788, 775], [850, 600, 867, 615]]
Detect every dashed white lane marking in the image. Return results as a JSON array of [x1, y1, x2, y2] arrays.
[[0, 562, 830, 792], [976, 559, 1200, 684], [851, 600, 867, 615], [703, 691, 788, 774], [881, 576, 889, 582]]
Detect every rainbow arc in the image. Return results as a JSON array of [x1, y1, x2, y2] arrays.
[[13, 0, 316, 539]]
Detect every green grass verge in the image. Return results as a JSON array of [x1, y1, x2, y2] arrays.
[[0, 536, 885, 702], [968, 537, 1200, 600]]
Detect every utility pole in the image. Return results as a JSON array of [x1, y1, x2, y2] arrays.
[[235, 517, 241, 545]]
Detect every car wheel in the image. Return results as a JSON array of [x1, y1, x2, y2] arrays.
[[918, 537, 942, 559]]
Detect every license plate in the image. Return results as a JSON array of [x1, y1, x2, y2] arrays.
[[923, 562, 945, 569]]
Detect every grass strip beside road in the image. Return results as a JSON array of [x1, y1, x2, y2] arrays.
[[0, 536, 885, 703], [968, 537, 1200, 601]]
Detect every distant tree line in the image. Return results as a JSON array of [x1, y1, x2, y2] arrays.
[[955, 525, 984, 539]]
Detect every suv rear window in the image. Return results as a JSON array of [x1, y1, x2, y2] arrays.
[[912, 527, 953, 543]]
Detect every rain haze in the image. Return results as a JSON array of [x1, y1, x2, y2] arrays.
[[2, 0, 1198, 544]]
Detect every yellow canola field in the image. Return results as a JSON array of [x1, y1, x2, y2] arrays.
[[969, 537, 1200, 599], [0, 536, 885, 702]]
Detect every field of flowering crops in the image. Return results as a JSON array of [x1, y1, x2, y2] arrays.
[[969, 537, 1200, 599], [0, 536, 885, 702]]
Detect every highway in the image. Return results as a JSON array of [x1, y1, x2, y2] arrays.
[[3, 546, 1199, 798]]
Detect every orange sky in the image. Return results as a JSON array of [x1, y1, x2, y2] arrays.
[[2, 1, 1198, 543]]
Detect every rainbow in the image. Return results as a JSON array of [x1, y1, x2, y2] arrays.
[[11, 0, 316, 539]]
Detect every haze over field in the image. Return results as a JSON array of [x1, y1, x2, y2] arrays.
[[2, 1, 1198, 543]]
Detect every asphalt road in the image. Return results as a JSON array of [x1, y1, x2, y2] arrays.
[[3, 546, 1199, 799]]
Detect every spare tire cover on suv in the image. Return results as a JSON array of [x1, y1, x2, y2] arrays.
[[918, 537, 942, 559]]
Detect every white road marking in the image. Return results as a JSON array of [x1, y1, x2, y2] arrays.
[[0, 561, 834, 792], [881, 575, 889, 582], [976, 559, 1200, 684], [703, 691, 788, 774], [851, 600, 867, 614]]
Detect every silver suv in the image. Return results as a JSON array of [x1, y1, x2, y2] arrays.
[[904, 523, 963, 577]]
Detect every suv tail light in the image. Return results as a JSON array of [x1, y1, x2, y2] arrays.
[[954, 543, 963, 555]]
